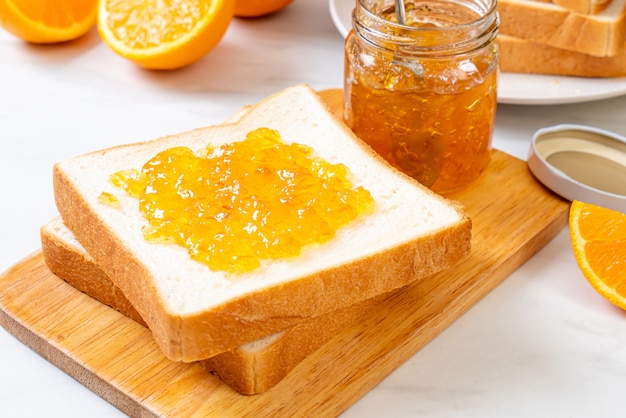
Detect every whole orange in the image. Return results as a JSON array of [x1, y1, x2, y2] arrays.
[[235, 0, 294, 18]]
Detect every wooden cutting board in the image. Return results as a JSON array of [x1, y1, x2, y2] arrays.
[[0, 90, 569, 417]]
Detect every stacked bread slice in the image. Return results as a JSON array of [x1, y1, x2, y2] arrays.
[[40, 216, 395, 394], [498, 0, 626, 76], [43, 85, 472, 394]]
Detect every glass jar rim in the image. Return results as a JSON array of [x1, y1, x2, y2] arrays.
[[356, 0, 498, 31], [352, 0, 499, 54]]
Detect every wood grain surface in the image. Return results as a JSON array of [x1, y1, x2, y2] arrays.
[[0, 90, 569, 417]]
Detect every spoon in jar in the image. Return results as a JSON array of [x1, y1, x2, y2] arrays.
[[394, 0, 407, 24]]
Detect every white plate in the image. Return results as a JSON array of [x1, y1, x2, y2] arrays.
[[328, 0, 626, 105]]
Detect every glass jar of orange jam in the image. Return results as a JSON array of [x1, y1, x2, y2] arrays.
[[344, 0, 499, 193]]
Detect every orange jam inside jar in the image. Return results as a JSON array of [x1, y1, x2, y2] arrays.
[[110, 128, 374, 274], [344, 0, 499, 193]]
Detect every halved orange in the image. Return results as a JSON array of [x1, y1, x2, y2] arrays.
[[569, 200, 626, 310], [235, 0, 294, 18], [0, 0, 97, 43], [97, 0, 235, 70]]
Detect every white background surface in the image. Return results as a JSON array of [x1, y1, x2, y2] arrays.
[[2, 0, 626, 416]]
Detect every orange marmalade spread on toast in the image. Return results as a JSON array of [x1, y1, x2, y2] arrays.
[[107, 128, 374, 273]]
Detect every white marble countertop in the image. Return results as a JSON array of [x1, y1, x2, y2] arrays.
[[2, 0, 626, 416]]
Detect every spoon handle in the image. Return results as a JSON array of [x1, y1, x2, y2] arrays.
[[394, 0, 407, 25]]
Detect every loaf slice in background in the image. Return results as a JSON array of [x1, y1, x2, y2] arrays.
[[53, 84, 472, 363], [552, 0, 612, 14], [532, 0, 613, 13], [40, 217, 392, 394], [498, 34, 626, 76], [498, 0, 626, 56]]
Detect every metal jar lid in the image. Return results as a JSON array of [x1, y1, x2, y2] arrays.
[[527, 124, 626, 213]]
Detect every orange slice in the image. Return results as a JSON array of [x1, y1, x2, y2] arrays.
[[569, 200, 626, 310], [97, 0, 235, 70], [235, 0, 294, 18], [0, 0, 97, 43]]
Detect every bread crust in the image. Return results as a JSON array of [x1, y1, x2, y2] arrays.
[[204, 291, 392, 394], [52, 85, 472, 362]]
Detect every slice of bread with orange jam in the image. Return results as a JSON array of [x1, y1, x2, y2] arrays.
[[52, 84, 472, 362]]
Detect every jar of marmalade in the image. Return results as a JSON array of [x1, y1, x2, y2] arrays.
[[344, 0, 499, 193]]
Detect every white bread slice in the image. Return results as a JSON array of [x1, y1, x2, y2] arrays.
[[498, 34, 626, 76], [53, 84, 471, 362], [552, 0, 612, 14], [40, 216, 392, 394], [534, 0, 613, 14], [498, 0, 626, 56]]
